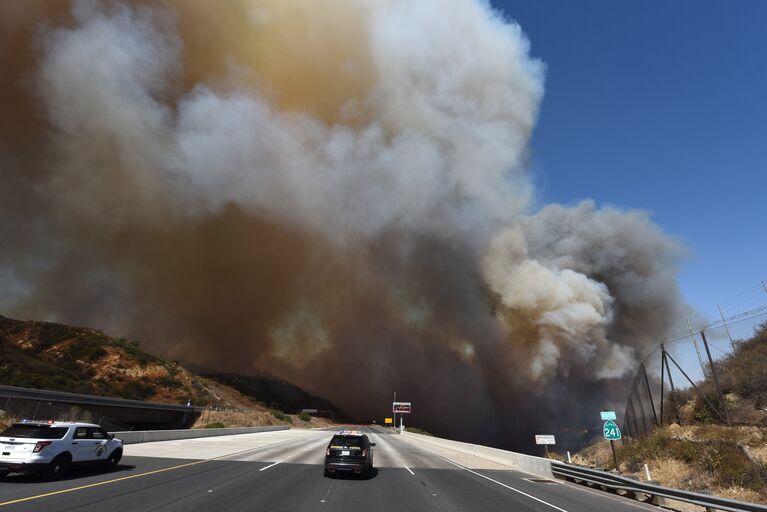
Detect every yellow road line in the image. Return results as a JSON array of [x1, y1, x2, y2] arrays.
[[0, 459, 208, 508], [0, 435, 310, 508]]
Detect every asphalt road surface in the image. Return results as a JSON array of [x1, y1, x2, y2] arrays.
[[0, 426, 658, 512]]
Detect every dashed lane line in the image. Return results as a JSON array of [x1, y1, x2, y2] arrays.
[[258, 461, 280, 472]]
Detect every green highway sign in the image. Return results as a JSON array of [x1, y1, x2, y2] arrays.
[[600, 411, 616, 421], [603, 420, 622, 440]]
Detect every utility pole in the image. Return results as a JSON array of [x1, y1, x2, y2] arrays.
[[717, 305, 734, 349], [393, 391, 396, 430], [687, 317, 708, 377], [700, 330, 729, 425], [762, 280, 767, 296], [659, 344, 665, 425]]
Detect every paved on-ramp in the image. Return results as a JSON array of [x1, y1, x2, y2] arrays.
[[0, 426, 658, 512]]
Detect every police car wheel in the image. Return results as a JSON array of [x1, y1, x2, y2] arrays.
[[105, 450, 122, 470], [45, 455, 70, 481]]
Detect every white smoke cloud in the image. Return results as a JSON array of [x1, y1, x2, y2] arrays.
[[483, 224, 618, 379], [39, 0, 544, 241], [0, 0, 686, 442]]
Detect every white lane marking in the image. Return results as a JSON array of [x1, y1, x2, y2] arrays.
[[433, 456, 570, 512], [404, 465, 415, 475], [259, 461, 281, 472]]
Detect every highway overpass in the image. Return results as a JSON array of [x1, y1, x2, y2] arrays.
[[0, 426, 660, 512]]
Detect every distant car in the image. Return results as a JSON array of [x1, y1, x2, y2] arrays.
[[324, 430, 375, 477], [0, 421, 123, 480]]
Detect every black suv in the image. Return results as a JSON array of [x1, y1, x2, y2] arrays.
[[324, 431, 375, 477]]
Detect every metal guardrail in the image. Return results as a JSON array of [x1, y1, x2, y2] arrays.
[[0, 384, 204, 413], [552, 462, 767, 512]]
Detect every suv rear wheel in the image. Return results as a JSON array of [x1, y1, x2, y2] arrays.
[[44, 454, 70, 481]]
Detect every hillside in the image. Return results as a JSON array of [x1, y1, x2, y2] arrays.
[[571, 322, 767, 508], [0, 315, 332, 429], [205, 373, 345, 421]]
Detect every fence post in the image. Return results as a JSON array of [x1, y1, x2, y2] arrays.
[[666, 352, 727, 423], [631, 385, 650, 436], [641, 364, 659, 427], [699, 330, 729, 426], [659, 347, 665, 426], [687, 317, 708, 378], [717, 305, 734, 349], [662, 349, 682, 424]]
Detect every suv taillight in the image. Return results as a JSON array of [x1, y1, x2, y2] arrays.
[[326, 447, 330, 456], [361, 449, 368, 457], [33, 441, 52, 453]]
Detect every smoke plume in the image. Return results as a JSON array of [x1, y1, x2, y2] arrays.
[[0, 0, 684, 447]]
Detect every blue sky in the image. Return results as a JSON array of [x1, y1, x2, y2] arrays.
[[490, 0, 766, 321]]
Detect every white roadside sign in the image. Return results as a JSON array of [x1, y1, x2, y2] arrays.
[[535, 435, 556, 445]]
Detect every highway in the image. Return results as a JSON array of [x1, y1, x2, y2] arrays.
[[0, 426, 658, 512]]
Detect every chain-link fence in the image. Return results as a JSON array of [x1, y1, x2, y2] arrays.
[[623, 282, 767, 441]]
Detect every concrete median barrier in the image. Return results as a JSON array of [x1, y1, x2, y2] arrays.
[[111, 425, 290, 444], [402, 431, 554, 479]]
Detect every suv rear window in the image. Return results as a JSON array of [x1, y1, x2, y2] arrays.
[[330, 436, 364, 448], [1, 424, 69, 439]]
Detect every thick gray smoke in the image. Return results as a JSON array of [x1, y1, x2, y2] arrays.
[[0, 0, 684, 448]]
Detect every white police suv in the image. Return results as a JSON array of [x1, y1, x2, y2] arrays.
[[0, 420, 123, 480]]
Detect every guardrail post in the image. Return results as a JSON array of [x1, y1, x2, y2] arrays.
[[649, 494, 666, 506]]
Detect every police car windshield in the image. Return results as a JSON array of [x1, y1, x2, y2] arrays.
[[1, 424, 69, 439], [331, 436, 363, 447]]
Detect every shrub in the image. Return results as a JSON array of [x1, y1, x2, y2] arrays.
[[619, 429, 767, 492], [271, 410, 293, 424], [692, 393, 728, 424], [298, 412, 311, 422], [205, 422, 227, 429], [119, 381, 156, 401], [157, 376, 182, 389], [68, 337, 107, 361]]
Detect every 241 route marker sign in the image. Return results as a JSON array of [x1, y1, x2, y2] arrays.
[[603, 419, 622, 440]]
